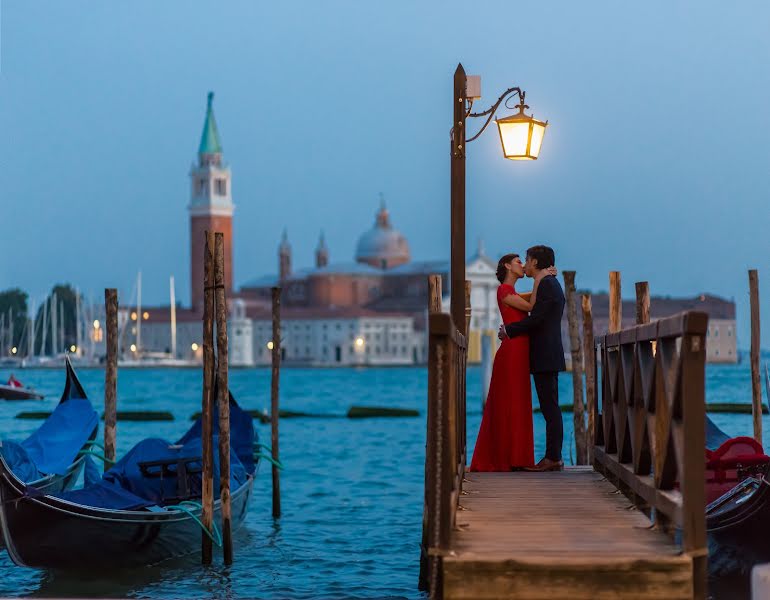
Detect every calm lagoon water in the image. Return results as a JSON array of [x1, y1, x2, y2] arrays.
[[0, 362, 765, 599]]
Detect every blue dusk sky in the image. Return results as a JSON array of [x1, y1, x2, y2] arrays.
[[0, 1, 768, 347]]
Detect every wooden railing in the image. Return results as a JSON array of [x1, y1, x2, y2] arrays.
[[590, 311, 708, 600], [419, 311, 468, 598]]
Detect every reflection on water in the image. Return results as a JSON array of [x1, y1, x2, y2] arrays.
[[0, 363, 762, 598]]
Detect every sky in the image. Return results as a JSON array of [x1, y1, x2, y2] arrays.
[[0, 1, 768, 347]]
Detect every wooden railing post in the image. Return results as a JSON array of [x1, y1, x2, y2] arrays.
[[749, 270, 762, 443], [680, 315, 707, 600], [420, 309, 468, 598], [563, 272, 586, 464]]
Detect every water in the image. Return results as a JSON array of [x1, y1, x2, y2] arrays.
[[0, 362, 765, 598]]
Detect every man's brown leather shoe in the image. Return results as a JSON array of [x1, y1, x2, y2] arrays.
[[524, 458, 564, 472]]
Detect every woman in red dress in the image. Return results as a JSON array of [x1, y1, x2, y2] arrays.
[[470, 253, 551, 472]]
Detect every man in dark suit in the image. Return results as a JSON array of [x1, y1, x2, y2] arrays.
[[498, 245, 566, 471]]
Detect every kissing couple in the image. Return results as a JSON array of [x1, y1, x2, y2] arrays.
[[470, 245, 567, 473]]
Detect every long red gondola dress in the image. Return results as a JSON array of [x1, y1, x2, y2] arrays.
[[470, 283, 534, 471]]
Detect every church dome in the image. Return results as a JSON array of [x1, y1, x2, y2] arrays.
[[355, 200, 410, 269]]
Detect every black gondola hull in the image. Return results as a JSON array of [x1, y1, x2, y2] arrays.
[[707, 477, 770, 577], [0, 458, 254, 568]]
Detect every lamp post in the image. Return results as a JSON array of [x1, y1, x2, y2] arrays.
[[450, 63, 547, 335]]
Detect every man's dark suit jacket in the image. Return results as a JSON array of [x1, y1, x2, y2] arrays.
[[504, 275, 566, 374]]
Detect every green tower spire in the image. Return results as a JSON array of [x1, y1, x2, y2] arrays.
[[198, 91, 223, 155]]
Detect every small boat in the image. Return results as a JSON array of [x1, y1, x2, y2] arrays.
[[0, 356, 98, 494], [0, 375, 43, 401], [706, 415, 770, 577], [0, 388, 258, 568]]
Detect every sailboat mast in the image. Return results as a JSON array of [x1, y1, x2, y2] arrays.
[[75, 290, 82, 356], [41, 298, 48, 356], [59, 301, 64, 353], [8, 309, 13, 353], [27, 301, 35, 358], [136, 271, 142, 353], [51, 293, 58, 356], [170, 275, 177, 358]]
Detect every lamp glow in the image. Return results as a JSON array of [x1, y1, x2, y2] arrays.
[[130, 343, 137, 352], [93, 319, 100, 329], [142, 311, 149, 320], [10, 347, 17, 355], [131, 312, 138, 321], [70, 345, 77, 353], [191, 342, 199, 351], [495, 106, 548, 161], [355, 337, 365, 348], [267, 341, 274, 350]]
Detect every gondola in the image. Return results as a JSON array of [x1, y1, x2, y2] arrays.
[[705, 415, 770, 577], [0, 356, 99, 494], [0, 388, 258, 568]]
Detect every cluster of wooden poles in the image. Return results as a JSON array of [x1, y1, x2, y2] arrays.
[[563, 268, 763, 465], [99, 231, 285, 567]]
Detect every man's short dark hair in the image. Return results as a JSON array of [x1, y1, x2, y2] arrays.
[[526, 245, 555, 270]]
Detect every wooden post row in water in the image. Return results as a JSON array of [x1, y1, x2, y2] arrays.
[[271, 286, 282, 518], [563, 272, 587, 465], [581, 294, 596, 464], [201, 232, 216, 565], [214, 232, 233, 564], [103, 289, 118, 470], [749, 270, 762, 443], [609, 272, 622, 333]]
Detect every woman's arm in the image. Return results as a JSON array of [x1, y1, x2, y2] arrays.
[[502, 289, 535, 312]]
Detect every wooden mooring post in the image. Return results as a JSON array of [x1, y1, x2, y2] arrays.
[[635, 282, 650, 325], [563, 271, 586, 464], [609, 271, 622, 333], [749, 269, 762, 443], [580, 294, 596, 464], [201, 231, 216, 564], [428, 275, 442, 314], [214, 232, 233, 564], [271, 286, 282, 519], [103, 288, 118, 470]]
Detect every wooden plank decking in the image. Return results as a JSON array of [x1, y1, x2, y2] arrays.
[[442, 468, 694, 600]]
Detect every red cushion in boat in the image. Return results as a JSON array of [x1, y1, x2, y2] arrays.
[[705, 436, 769, 470]]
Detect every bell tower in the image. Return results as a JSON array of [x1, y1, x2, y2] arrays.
[[189, 92, 234, 311]]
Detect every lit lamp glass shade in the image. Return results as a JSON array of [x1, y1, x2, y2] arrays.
[[495, 110, 548, 160]]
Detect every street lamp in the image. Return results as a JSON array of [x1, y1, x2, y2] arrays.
[[495, 100, 548, 160], [449, 64, 548, 334]]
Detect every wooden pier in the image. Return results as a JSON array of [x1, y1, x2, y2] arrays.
[[420, 307, 709, 599], [444, 469, 692, 599]]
